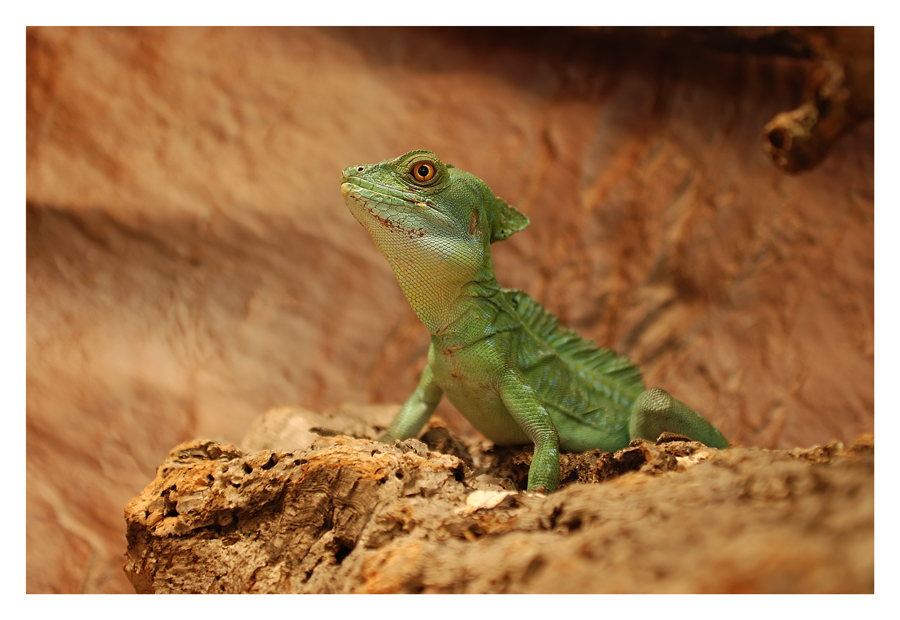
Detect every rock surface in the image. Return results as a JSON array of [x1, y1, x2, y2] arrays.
[[27, 27, 873, 592], [123, 409, 874, 594]]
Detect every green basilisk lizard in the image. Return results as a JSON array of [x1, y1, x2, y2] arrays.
[[341, 150, 728, 493]]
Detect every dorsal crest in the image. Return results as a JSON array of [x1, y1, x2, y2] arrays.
[[505, 289, 645, 411]]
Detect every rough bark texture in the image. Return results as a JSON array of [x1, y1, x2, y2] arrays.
[[760, 27, 874, 173], [123, 407, 874, 594], [27, 27, 873, 593]]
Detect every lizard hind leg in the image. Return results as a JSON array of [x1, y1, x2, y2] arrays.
[[628, 387, 729, 449]]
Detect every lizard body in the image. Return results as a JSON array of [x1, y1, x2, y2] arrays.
[[341, 150, 728, 492]]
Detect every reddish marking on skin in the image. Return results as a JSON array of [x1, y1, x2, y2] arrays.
[[441, 345, 463, 357], [369, 208, 425, 239], [469, 211, 478, 236]]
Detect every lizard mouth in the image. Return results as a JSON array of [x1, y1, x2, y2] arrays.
[[341, 179, 432, 211], [341, 179, 456, 233], [341, 182, 428, 239], [340, 167, 460, 239]]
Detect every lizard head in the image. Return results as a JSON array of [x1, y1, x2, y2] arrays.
[[341, 150, 529, 331], [341, 149, 529, 248]]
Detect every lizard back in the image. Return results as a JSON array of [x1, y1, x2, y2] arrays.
[[505, 289, 645, 452]]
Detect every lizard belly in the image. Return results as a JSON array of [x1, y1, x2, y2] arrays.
[[430, 352, 530, 446]]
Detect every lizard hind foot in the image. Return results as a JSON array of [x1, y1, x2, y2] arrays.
[[629, 387, 729, 449]]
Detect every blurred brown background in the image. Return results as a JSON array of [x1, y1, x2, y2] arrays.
[[26, 27, 873, 593]]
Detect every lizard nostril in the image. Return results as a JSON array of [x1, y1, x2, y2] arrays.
[[357, 166, 364, 172]]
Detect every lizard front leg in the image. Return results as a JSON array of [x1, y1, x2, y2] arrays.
[[499, 370, 561, 493], [381, 356, 444, 442]]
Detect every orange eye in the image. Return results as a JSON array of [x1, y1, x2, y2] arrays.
[[411, 161, 436, 182]]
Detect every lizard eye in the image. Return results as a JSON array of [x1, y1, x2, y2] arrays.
[[411, 161, 436, 183]]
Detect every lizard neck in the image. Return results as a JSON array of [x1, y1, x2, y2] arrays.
[[434, 276, 505, 339], [386, 242, 500, 336], [430, 284, 514, 352], [400, 269, 503, 336]]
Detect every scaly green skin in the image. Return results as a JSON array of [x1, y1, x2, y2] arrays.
[[341, 150, 728, 492]]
